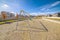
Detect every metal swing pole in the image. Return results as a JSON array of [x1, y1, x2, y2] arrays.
[[16, 13, 19, 31]]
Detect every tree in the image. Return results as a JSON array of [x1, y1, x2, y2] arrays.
[[1, 12, 7, 20], [16, 13, 19, 19]]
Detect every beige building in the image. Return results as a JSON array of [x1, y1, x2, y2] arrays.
[[47, 12, 60, 17], [52, 12, 60, 17]]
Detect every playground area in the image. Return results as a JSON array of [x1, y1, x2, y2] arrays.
[[0, 18, 60, 40]]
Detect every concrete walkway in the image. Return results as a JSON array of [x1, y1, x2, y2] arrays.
[[42, 18, 60, 24]]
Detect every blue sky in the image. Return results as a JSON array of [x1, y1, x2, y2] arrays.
[[0, 0, 60, 15]]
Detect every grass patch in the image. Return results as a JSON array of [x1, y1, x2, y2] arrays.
[[47, 18, 60, 21], [18, 18, 28, 21], [0, 22, 5, 25], [0, 18, 30, 25], [5, 20, 16, 22], [0, 20, 17, 25], [34, 17, 42, 19]]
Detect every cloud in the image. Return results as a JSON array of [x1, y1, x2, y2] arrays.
[[10, 12, 15, 13], [30, 12, 57, 16], [29, 1, 60, 15], [30, 13, 38, 16], [1, 4, 9, 8], [30, 12, 46, 16], [41, 8, 46, 11], [40, 1, 60, 11], [51, 1, 60, 7]]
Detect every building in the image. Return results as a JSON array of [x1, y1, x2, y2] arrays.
[[0, 14, 2, 21], [47, 14, 52, 17], [52, 12, 60, 17], [1, 11, 15, 20], [6, 12, 15, 19]]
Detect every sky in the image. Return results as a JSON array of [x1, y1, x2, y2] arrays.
[[0, 0, 60, 15]]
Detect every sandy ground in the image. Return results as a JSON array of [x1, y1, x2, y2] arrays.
[[41, 19, 60, 40], [0, 19, 60, 40]]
